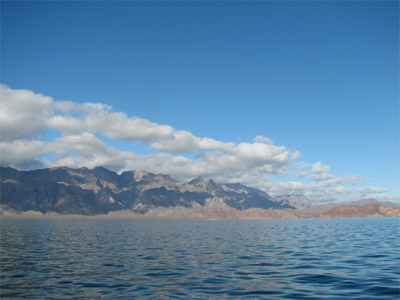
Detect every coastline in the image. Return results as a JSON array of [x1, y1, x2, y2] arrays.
[[1, 212, 399, 221]]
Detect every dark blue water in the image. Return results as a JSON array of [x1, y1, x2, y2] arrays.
[[1, 218, 399, 299]]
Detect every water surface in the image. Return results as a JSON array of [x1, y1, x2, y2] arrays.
[[1, 218, 399, 299]]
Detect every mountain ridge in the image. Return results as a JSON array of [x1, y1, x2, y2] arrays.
[[0, 166, 294, 216], [1, 166, 399, 219]]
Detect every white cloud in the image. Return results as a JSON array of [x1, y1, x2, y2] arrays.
[[0, 85, 396, 204], [0, 139, 53, 165], [49, 101, 176, 143], [254, 135, 274, 144], [85, 111, 175, 143], [0, 85, 294, 178], [310, 161, 335, 181], [310, 172, 335, 181], [296, 171, 307, 178], [237, 143, 288, 163], [311, 161, 330, 174], [149, 131, 234, 154], [0, 85, 52, 140], [359, 186, 389, 194], [291, 151, 301, 160]]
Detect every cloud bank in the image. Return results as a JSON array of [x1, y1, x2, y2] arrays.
[[0, 85, 397, 203]]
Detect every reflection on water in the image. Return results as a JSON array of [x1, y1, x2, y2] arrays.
[[1, 218, 399, 299]]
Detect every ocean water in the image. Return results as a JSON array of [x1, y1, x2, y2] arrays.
[[1, 218, 399, 299]]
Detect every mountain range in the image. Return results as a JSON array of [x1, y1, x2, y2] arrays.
[[1, 166, 399, 219]]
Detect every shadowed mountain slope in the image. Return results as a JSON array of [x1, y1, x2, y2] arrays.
[[0, 166, 293, 215]]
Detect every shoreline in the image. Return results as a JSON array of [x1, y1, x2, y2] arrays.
[[1, 214, 398, 221]]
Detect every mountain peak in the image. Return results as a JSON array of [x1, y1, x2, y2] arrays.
[[188, 177, 206, 185], [133, 171, 150, 181], [274, 194, 311, 209], [207, 179, 217, 186], [350, 198, 378, 206]]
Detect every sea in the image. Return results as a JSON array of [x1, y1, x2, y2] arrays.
[[1, 217, 399, 299]]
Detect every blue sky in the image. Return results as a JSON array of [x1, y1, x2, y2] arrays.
[[1, 1, 398, 203]]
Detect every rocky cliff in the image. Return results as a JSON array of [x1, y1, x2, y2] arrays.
[[0, 166, 293, 216]]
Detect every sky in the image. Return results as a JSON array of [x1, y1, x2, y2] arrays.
[[1, 1, 399, 203]]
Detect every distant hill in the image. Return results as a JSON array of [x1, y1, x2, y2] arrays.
[[350, 198, 379, 206], [1, 166, 399, 219], [321, 203, 400, 218], [350, 198, 399, 207]]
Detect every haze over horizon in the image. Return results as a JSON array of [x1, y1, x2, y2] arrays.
[[1, 1, 398, 204]]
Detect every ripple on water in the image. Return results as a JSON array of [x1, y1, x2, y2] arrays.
[[1, 218, 399, 299]]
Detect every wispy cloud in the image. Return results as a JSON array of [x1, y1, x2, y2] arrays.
[[0, 85, 397, 203]]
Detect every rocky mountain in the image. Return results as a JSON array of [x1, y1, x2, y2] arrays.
[[321, 203, 400, 218], [273, 194, 311, 209], [185, 202, 400, 220], [350, 198, 399, 207], [350, 198, 379, 206], [1, 166, 399, 219], [0, 166, 294, 216]]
